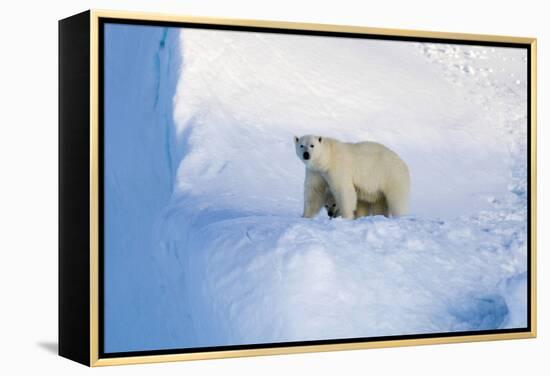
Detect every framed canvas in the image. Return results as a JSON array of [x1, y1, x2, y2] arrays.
[[59, 9, 537, 367]]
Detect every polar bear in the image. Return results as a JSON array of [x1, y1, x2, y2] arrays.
[[295, 135, 410, 219], [323, 188, 388, 219]]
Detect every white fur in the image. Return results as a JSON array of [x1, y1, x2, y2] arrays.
[[295, 135, 410, 219]]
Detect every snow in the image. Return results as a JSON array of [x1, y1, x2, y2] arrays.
[[103, 25, 528, 352], [103, 24, 181, 352]]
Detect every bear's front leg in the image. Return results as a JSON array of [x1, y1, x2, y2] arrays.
[[329, 180, 357, 220], [303, 171, 327, 218]]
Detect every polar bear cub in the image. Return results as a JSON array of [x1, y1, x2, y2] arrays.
[[294, 135, 410, 219], [323, 188, 387, 219]]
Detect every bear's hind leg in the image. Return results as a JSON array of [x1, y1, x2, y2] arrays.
[[354, 200, 370, 218], [369, 196, 389, 217], [385, 187, 409, 217]]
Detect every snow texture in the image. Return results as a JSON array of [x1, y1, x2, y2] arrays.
[[103, 24, 181, 351], [103, 25, 528, 352]]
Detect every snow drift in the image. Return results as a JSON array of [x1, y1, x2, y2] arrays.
[[103, 25, 528, 352]]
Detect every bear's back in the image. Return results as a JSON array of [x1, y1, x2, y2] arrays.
[[346, 141, 398, 160], [344, 140, 409, 178]]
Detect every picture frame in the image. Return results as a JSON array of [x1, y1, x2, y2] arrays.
[[59, 9, 537, 367]]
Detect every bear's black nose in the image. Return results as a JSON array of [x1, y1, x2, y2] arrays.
[[303, 152, 310, 160]]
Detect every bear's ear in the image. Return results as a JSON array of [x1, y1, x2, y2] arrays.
[[294, 136, 299, 143], [319, 137, 322, 143]]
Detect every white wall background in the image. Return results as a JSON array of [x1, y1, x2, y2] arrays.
[[0, 0, 546, 374]]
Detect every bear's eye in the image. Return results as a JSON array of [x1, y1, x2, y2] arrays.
[[310, 145, 314, 148], [300, 145, 304, 148], [332, 204, 336, 208], [325, 205, 329, 208]]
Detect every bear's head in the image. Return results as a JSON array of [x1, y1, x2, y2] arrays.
[[324, 189, 340, 219], [294, 135, 326, 169]]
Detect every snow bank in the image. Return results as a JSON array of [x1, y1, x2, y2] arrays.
[[156, 206, 526, 347], [103, 24, 182, 352]]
